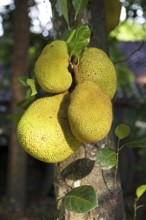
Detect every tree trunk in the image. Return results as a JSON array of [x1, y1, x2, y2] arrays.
[[50, 0, 126, 219], [6, 0, 29, 208]]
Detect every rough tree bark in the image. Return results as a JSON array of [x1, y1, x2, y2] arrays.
[[50, 0, 126, 219], [6, 0, 29, 208]]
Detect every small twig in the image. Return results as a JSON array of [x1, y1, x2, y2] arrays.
[[73, 57, 82, 84], [113, 41, 144, 65], [133, 201, 145, 220], [101, 170, 113, 195], [136, 204, 145, 210], [115, 139, 120, 181]]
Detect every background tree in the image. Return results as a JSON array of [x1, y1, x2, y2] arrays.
[[6, 0, 29, 208]]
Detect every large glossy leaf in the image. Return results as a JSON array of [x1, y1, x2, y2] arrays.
[[63, 185, 98, 213], [67, 25, 91, 57], [115, 124, 131, 140], [136, 185, 146, 199], [72, 0, 89, 19], [61, 0, 69, 26], [61, 159, 95, 180], [96, 147, 117, 170]]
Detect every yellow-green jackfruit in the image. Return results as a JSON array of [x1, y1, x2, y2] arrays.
[[79, 48, 117, 99], [68, 81, 113, 143], [104, 0, 122, 33], [34, 40, 72, 93], [17, 93, 80, 163]]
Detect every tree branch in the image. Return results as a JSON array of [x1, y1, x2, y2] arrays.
[[113, 41, 144, 65]]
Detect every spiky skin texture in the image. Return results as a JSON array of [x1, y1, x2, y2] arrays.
[[104, 0, 122, 33], [17, 93, 80, 163], [79, 48, 117, 99], [34, 40, 72, 93], [68, 81, 113, 143]]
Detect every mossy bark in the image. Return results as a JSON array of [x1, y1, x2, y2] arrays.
[[50, 0, 126, 219]]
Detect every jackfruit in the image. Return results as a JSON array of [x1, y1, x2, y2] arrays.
[[17, 93, 80, 163], [34, 40, 72, 93], [68, 81, 113, 143], [78, 48, 117, 99], [104, 0, 122, 33]]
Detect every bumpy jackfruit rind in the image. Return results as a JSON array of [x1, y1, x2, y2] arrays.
[[68, 81, 113, 143], [34, 40, 72, 94], [79, 48, 117, 99], [17, 93, 80, 163]]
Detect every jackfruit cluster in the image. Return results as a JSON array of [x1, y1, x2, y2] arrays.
[[17, 40, 117, 163]]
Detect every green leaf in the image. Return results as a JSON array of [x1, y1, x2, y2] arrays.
[[115, 124, 131, 140], [61, 28, 75, 41], [96, 147, 117, 170], [17, 87, 36, 109], [61, 159, 94, 180], [72, 0, 89, 19], [61, 0, 69, 26], [125, 137, 146, 148], [26, 88, 34, 100], [67, 25, 91, 57], [18, 97, 35, 109], [26, 78, 37, 96], [136, 185, 146, 200], [63, 185, 98, 213], [19, 77, 37, 96], [18, 87, 35, 109], [18, 76, 28, 87]]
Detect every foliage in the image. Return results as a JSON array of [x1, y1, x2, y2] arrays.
[[61, 119, 146, 215], [108, 38, 136, 97], [63, 185, 98, 213], [115, 124, 131, 140], [133, 185, 146, 220], [96, 147, 117, 170], [66, 25, 91, 57], [61, 0, 89, 25], [110, 20, 146, 41], [18, 76, 37, 109]]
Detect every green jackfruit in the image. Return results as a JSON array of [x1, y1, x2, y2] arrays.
[[17, 93, 80, 163], [79, 48, 117, 99], [34, 40, 72, 93], [104, 0, 122, 33], [68, 81, 113, 143]]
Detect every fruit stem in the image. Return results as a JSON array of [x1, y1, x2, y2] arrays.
[[73, 57, 81, 84]]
